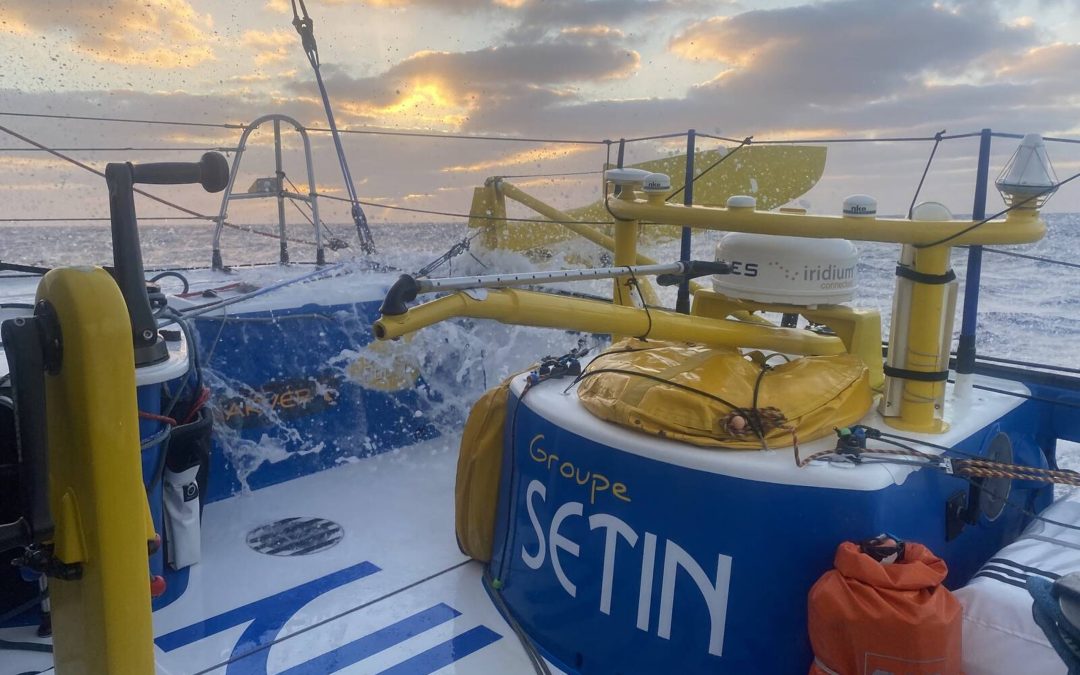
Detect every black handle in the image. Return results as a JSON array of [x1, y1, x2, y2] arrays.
[[130, 152, 230, 193], [656, 260, 732, 287], [379, 275, 420, 317]]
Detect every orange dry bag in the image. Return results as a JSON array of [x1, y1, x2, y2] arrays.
[[808, 539, 963, 675]]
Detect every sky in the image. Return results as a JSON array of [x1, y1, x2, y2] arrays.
[[1, 0, 1080, 233]]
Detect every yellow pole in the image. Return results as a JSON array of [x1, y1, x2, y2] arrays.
[[612, 188, 639, 309], [373, 287, 846, 356], [37, 267, 156, 675], [891, 246, 952, 431], [497, 181, 663, 305], [606, 198, 1045, 246]]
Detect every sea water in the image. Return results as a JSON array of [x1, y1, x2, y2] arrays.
[[2, 215, 1077, 477]]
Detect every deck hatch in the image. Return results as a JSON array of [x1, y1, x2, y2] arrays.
[[245, 516, 344, 556]]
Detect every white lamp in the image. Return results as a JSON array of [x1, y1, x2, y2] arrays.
[[996, 133, 1058, 209]]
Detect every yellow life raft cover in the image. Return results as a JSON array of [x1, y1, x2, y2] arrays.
[[577, 340, 873, 449]]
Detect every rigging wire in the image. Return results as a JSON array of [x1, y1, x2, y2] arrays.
[[667, 136, 753, 202], [282, 174, 347, 249], [976, 246, 1080, 271], [315, 191, 616, 225], [4, 110, 1080, 148], [914, 167, 1080, 249], [907, 130, 946, 219], [0, 216, 204, 222], [493, 169, 603, 179], [0, 146, 239, 153], [0, 122, 321, 247], [290, 0, 376, 254]]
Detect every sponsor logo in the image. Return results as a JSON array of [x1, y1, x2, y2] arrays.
[[521, 477, 733, 657], [182, 482, 199, 502], [728, 261, 759, 277], [529, 434, 630, 505], [218, 373, 341, 429]]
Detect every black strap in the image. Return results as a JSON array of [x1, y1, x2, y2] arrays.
[[895, 265, 956, 285], [884, 365, 949, 382]]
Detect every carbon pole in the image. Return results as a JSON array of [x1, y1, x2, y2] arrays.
[[676, 130, 696, 314], [957, 129, 992, 380]]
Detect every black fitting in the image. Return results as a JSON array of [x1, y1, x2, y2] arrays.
[[380, 275, 420, 316], [656, 260, 732, 287]]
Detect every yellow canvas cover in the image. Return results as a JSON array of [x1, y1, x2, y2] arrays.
[[455, 377, 514, 562], [577, 340, 872, 449]]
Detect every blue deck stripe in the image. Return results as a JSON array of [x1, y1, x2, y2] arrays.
[[278, 603, 461, 675], [156, 560, 381, 653], [375, 625, 503, 675]]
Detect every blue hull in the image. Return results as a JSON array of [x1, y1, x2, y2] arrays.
[[191, 300, 438, 503]]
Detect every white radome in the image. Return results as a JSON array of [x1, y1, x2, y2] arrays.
[[713, 233, 858, 306]]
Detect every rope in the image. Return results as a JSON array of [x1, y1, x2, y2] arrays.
[[954, 459, 1080, 486], [139, 411, 178, 426], [794, 426, 1080, 490], [907, 130, 945, 219]]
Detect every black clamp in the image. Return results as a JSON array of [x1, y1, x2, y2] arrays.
[[833, 425, 883, 461], [895, 265, 957, 285], [883, 365, 950, 382], [12, 544, 83, 581], [529, 340, 590, 385]]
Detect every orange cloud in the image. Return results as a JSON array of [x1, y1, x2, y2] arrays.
[[441, 144, 592, 173], [240, 29, 295, 65], [6, 0, 216, 67], [669, 16, 769, 65]]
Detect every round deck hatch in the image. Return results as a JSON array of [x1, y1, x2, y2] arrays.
[[246, 516, 344, 556]]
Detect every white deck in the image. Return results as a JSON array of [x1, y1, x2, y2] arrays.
[[1, 439, 560, 675]]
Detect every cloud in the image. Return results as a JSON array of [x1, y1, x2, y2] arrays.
[[996, 42, 1080, 87], [669, 0, 1035, 104], [302, 32, 640, 127], [4, 0, 1080, 223], [4, 0, 216, 68], [240, 29, 296, 65], [506, 0, 709, 41]]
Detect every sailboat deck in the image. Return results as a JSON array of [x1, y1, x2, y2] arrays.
[[1, 439, 552, 675]]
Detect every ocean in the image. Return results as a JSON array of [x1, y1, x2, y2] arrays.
[[2, 214, 1078, 477], [2, 214, 1077, 370]]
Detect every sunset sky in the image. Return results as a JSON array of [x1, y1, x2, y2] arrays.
[[2, 0, 1080, 229]]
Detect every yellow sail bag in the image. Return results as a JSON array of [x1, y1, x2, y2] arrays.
[[455, 377, 515, 562]]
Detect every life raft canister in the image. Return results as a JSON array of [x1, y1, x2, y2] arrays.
[[808, 539, 963, 675]]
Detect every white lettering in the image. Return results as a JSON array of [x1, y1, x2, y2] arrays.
[[658, 540, 733, 657], [521, 480, 546, 569], [636, 531, 657, 632], [588, 513, 638, 615], [550, 501, 583, 597]]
